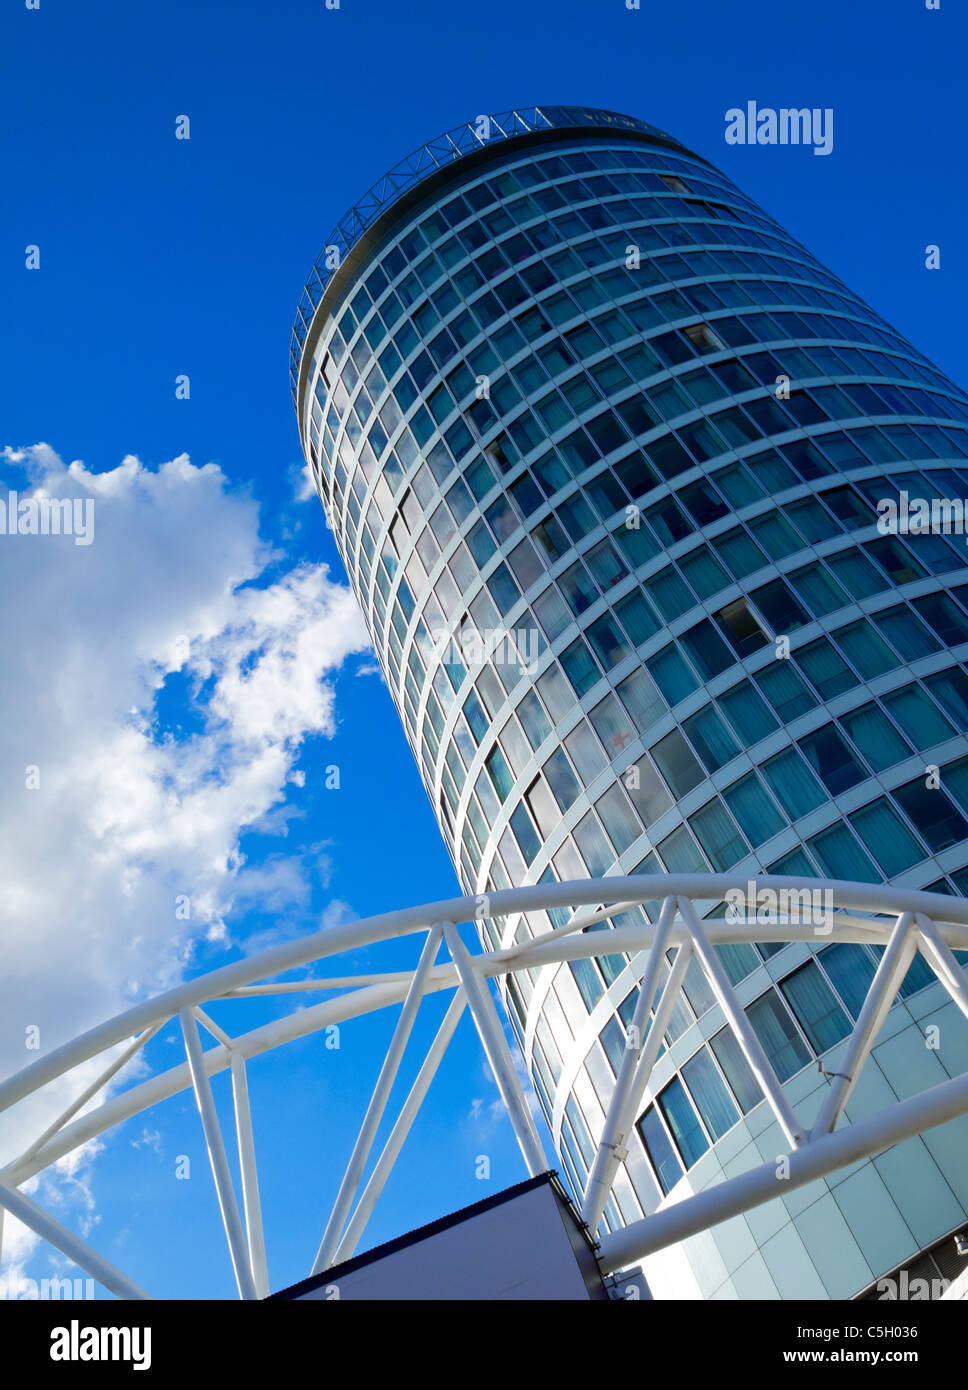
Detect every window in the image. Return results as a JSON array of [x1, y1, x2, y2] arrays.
[[746, 991, 810, 1081], [587, 612, 631, 671], [574, 810, 614, 875], [652, 729, 704, 797], [680, 619, 734, 679], [596, 784, 641, 855], [517, 689, 551, 750], [751, 579, 809, 634], [587, 693, 634, 760], [690, 799, 745, 870], [797, 638, 855, 699], [542, 748, 581, 810], [648, 645, 699, 705], [683, 705, 740, 773], [761, 747, 826, 820], [886, 685, 956, 747], [485, 745, 514, 800], [723, 772, 785, 845], [809, 822, 879, 883], [714, 598, 769, 657], [913, 593, 968, 647], [893, 779, 968, 853], [799, 727, 866, 796], [525, 776, 560, 841], [840, 703, 912, 773], [564, 719, 606, 781], [658, 1077, 709, 1167], [624, 759, 674, 824], [779, 961, 851, 1054], [836, 621, 898, 679], [850, 798, 924, 874], [683, 321, 726, 355], [509, 802, 541, 865], [638, 1107, 683, 1196], [788, 563, 849, 618], [682, 1050, 740, 1141], [599, 1015, 626, 1073], [617, 667, 666, 733], [719, 680, 779, 745], [819, 943, 877, 1020], [718, 527, 767, 579], [710, 1028, 762, 1113], [560, 639, 600, 698], [828, 548, 884, 601], [658, 824, 707, 874]]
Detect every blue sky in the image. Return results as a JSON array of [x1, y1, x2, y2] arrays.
[[1, 0, 965, 1299]]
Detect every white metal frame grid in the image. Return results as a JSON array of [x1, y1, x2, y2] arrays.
[[2, 874, 968, 1300]]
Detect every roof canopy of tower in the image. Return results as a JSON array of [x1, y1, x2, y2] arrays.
[[290, 104, 699, 414]]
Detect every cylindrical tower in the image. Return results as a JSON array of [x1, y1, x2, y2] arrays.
[[292, 106, 968, 1298]]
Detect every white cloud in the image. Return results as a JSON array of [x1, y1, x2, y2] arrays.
[[289, 459, 317, 504], [0, 444, 371, 1266]]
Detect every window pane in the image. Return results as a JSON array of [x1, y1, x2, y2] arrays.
[[819, 943, 877, 1020], [683, 705, 740, 773], [893, 779, 968, 853], [652, 729, 704, 797], [715, 941, 761, 986], [840, 703, 911, 773], [746, 991, 810, 1081], [723, 772, 785, 844], [574, 810, 614, 875], [761, 747, 826, 820], [689, 799, 746, 870], [658, 1076, 709, 1167], [779, 961, 851, 1053], [798, 638, 855, 699], [710, 1027, 762, 1113], [886, 684, 956, 747], [638, 1107, 683, 1196], [596, 784, 641, 855], [799, 726, 866, 796], [720, 680, 779, 745], [849, 798, 924, 874], [758, 662, 816, 722], [808, 822, 879, 883], [682, 1049, 739, 1141], [836, 620, 898, 679], [924, 670, 968, 733]]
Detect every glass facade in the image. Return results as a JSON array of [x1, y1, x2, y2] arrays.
[[294, 106, 968, 1296]]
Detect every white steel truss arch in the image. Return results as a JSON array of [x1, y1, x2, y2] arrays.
[[1, 874, 968, 1300]]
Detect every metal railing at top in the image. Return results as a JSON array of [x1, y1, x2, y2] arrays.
[[288, 105, 677, 407]]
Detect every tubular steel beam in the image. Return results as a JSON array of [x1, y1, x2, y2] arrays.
[[231, 1054, 270, 1301], [311, 923, 445, 1275], [0, 1180, 153, 1301], [677, 896, 805, 1148], [4, 876, 965, 1120], [179, 1008, 257, 1301], [13, 1022, 164, 1169], [582, 896, 679, 1231], [810, 913, 917, 1141], [443, 921, 547, 1177], [915, 913, 968, 1023], [335, 990, 467, 1265]]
